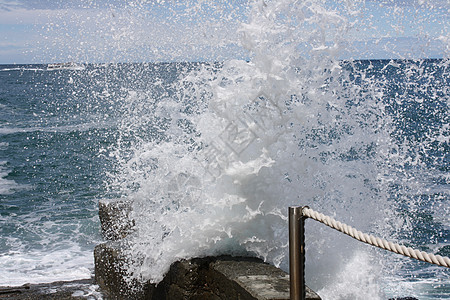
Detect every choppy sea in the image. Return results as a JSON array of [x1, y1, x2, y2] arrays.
[[0, 60, 448, 299]]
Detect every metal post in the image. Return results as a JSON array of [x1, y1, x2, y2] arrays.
[[289, 206, 306, 300]]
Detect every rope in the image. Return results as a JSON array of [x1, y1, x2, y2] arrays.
[[301, 207, 450, 268]]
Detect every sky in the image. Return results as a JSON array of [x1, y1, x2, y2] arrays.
[[0, 0, 448, 64]]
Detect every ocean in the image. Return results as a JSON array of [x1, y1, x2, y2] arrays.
[[0, 59, 448, 299]]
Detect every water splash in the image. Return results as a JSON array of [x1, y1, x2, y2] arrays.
[[101, 1, 449, 299]]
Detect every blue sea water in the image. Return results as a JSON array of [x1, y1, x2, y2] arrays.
[[0, 60, 448, 299], [0, 64, 115, 285], [0, 62, 198, 286]]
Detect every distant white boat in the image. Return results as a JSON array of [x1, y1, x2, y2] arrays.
[[47, 62, 85, 71]]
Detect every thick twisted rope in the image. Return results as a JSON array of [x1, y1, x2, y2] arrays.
[[302, 207, 450, 268]]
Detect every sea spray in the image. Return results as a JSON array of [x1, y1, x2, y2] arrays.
[[103, 1, 449, 299], [109, 0, 386, 296]]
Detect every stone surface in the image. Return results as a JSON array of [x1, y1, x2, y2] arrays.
[[0, 279, 101, 299], [94, 241, 156, 299], [237, 275, 291, 299], [94, 241, 321, 299], [98, 199, 134, 240], [208, 257, 320, 300]]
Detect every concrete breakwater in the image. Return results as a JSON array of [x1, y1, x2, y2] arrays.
[[95, 199, 321, 299]]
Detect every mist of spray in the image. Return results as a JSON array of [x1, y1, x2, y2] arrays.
[[100, 1, 448, 299]]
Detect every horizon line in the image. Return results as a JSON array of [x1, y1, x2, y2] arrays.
[[0, 57, 446, 66]]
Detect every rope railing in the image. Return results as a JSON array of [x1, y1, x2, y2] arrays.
[[301, 207, 450, 268], [288, 206, 450, 300]]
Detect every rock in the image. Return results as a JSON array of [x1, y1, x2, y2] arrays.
[[98, 199, 134, 240], [94, 241, 156, 299], [207, 257, 321, 300], [160, 258, 219, 299], [0, 279, 100, 299], [94, 241, 321, 299], [96, 197, 321, 299]]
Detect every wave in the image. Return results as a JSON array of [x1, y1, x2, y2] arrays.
[[0, 67, 46, 72], [0, 121, 117, 135], [0, 247, 94, 286], [0, 161, 29, 195]]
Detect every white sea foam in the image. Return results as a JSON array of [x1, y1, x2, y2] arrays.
[[0, 140, 31, 195], [0, 161, 22, 195], [0, 120, 116, 135], [0, 67, 45, 72], [317, 250, 382, 300], [0, 142, 8, 150], [0, 246, 94, 286]]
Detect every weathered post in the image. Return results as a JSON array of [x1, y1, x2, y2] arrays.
[[289, 206, 307, 300]]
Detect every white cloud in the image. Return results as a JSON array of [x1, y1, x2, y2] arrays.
[[0, 0, 23, 11], [366, 0, 448, 7], [0, 8, 64, 25], [0, 1, 446, 63], [26, 4, 248, 62]]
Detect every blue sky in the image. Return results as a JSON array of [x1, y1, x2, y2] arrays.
[[0, 0, 448, 64]]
